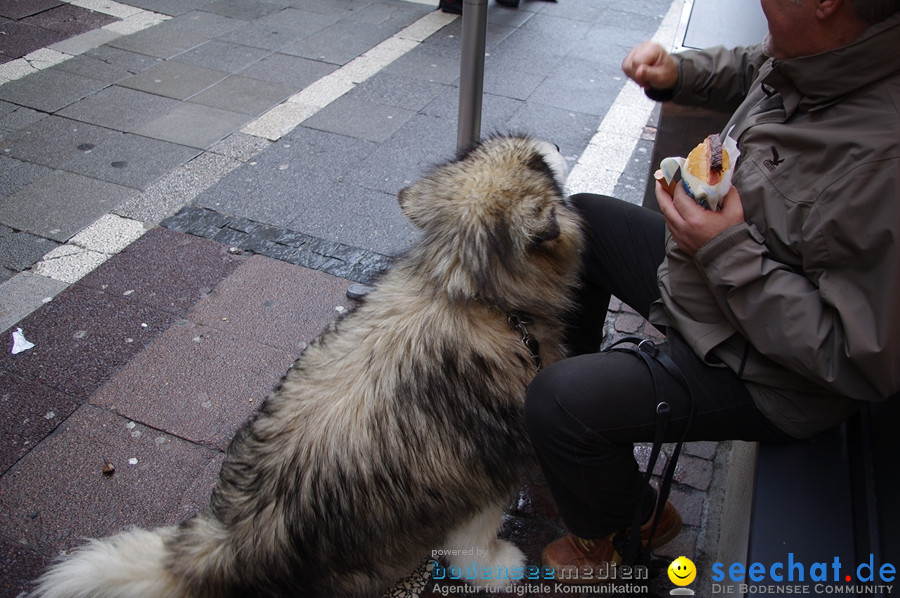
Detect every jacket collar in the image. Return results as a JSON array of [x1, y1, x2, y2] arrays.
[[763, 11, 900, 113]]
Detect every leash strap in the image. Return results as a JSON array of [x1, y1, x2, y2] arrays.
[[508, 312, 542, 370], [605, 337, 695, 566]]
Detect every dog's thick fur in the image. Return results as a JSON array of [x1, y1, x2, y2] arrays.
[[32, 135, 585, 598]]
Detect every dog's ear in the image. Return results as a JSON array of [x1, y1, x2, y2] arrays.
[[398, 186, 428, 229], [531, 206, 561, 244]]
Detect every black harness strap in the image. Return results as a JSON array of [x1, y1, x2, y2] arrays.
[[508, 312, 542, 370], [605, 337, 696, 567]]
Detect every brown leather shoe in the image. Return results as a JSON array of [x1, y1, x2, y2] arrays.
[[542, 500, 682, 583]]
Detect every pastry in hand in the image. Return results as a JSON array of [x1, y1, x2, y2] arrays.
[[658, 131, 739, 210]]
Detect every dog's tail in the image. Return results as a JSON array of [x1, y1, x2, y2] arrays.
[[31, 526, 189, 598]]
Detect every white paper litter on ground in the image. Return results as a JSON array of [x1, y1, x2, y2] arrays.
[[11, 327, 35, 354]]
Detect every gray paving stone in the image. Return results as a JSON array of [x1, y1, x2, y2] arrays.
[[191, 155, 411, 261], [187, 74, 293, 116], [199, 0, 286, 21], [424, 11, 516, 52], [341, 0, 433, 27], [0, 171, 135, 242], [417, 86, 523, 138], [252, 6, 340, 34], [503, 101, 607, 159], [302, 96, 416, 143], [0, 272, 68, 334], [0, 68, 108, 113], [117, 61, 229, 101], [131, 103, 250, 149], [107, 26, 209, 59], [519, 10, 592, 37], [278, 14, 414, 66], [533, 0, 606, 23], [157, 9, 244, 37], [119, 0, 216, 16], [483, 25, 575, 78], [56, 85, 181, 132], [0, 155, 52, 197], [289, 0, 379, 16], [0, 101, 44, 134], [0, 115, 117, 169], [585, 19, 665, 53], [527, 56, 624, 117], [347, 72, 450, 112], [0, 404, 219, 554], [341, 111, 457, 196], [195, 129, 373, 227], [214, 19, 307, 51], [0, 224, 58, 275], [283, 182, 418, 256], [51, 52, 143, 85], [48, 26, 120, 56], [61, 133, 201, 190], [83, 44, 163, 75], [382, 42, 461, 85], [239, 51, 337, 88], [172, 40, 272, 73], [481, 60, 546, 102]]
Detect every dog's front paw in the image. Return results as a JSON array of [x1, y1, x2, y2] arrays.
[[467, 539, 527, 589]]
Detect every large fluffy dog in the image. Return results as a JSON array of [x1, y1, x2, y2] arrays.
[[33, 135, 585, 598]]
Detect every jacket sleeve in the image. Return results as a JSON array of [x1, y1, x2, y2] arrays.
[[659, 45, 770, 113], [693, 162, 900, 401]]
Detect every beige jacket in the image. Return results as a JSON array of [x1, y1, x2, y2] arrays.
[[650, 13, 900, 438]]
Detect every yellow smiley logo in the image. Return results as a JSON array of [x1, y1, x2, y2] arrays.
[[667, 556, 697, 586]]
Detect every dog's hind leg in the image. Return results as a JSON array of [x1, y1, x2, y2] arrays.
[[441, 503, 526, 589]]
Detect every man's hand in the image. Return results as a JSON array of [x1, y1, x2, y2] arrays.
[[622, 41, 679, 91], [655, 181, 745, 256]]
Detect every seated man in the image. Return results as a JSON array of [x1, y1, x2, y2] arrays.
[[525, 0, 900, 577]]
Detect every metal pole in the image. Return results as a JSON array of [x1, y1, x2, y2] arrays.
[[456, 0, 488, 152]]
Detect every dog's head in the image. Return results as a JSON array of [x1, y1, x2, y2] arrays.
[[397, 134, 584, 311]]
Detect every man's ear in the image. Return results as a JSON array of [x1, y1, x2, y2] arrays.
[[816, 0, 844, 20]]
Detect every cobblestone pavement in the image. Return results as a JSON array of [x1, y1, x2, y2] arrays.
[[0, 1, 739, 597]]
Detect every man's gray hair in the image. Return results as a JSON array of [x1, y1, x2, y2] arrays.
[[851, 0, 900, 23]]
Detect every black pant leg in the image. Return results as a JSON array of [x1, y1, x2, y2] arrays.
[[564, 193, 666, 354], [525, 334, 791, 539]]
